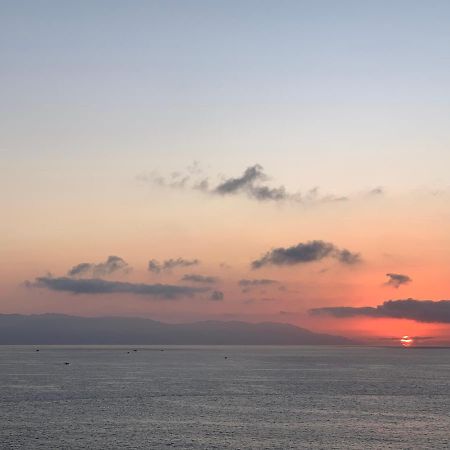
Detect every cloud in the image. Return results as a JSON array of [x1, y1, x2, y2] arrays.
[[181, 274, 218, 284], [30, 276, 208, 299], [368, 187, 384, 196], [238, 278, 279, 293], [214, 165, 348, 203], [385, 273, 412, 288], [251, 240, 361, 269], [148, 258, 200, 274], [211, 164, 289, 201], [337, 249, 361, 265], [210, 290, 224, 301], [215, 164, 266, 194], [238, 279, 278, 287], [67, 263, 92, 277], [67, 256, 130, 277], [310, 299, 450, 323], [137, 171, 190, 189], [140, 164, 357, 205], [302, 187, 347, 203]]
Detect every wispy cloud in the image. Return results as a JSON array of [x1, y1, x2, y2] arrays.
[[238, 278, 279, 293], [310, 299, 450, 323], [238, 278, 278, 287], [367, 187, 384, 196], [181, 274, 218, 284], [138, 164, 362, 205], [148, 258, 199, 274], [251, 240, 361, 269]]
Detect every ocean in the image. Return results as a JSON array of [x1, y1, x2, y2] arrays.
[[1, 345, 449, 449]]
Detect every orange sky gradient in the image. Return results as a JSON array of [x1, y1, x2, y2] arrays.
[[2, 1, 450, 345]]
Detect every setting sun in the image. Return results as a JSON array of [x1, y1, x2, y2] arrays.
[[400, 336, 414, 347]]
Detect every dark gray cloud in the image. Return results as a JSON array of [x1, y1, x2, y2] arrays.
[[214, 165, 342, 202], [251, 240, 361, 269], [181, 274, 218, 284], [385, 273, 412, 288], [30, 276, 207, 299], [210, 290, 224, 301], [148, 258, 200, 274], [141, 164, 357, 204], [337, 249, 361, 265], [67, 263, 92, 277], [148, 260, 162, 273], [212, 165, 290, 201], [215, 165, 266, 195], [67, 256, 130, 277], [310, 299, 450, 323], [249, 185, 288, 201]]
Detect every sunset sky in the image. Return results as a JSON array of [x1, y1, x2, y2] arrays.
[[2, 1, 450, 343]]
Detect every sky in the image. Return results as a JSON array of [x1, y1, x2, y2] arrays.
[[2, 1, 450, 344]]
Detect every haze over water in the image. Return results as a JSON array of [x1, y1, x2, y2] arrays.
[[2, 346, 450, 449]]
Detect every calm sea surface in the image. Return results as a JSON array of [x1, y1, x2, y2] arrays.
[[1, 346, 450, 449]]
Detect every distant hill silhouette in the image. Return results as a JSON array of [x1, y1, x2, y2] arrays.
[[0, 314, 356, 345]]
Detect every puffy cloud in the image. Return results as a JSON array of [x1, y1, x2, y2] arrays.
[[67, 263, 92, 277], [337, 249, 361, 265], [148, 258, 199, 274], [385, 273, 412, 288], [251, 240, 361, 269], [181, 274, 218, 284], [310, 299, 450, 323], [67, 256, 130, 277], [210, 290, 224, 301], [29, 276, 207, 300]]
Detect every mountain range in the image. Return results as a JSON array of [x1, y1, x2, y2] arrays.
[[0, 314, 355, 345]]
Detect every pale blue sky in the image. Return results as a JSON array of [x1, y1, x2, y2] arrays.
[[2, 0, 450, 193]]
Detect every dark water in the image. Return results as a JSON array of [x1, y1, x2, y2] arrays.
[[1, 346, 450, 449]]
